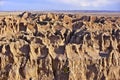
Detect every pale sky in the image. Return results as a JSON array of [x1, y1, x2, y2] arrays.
[[0, 0, 120, 11]]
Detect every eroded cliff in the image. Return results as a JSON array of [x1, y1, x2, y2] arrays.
[[0, 12, 120, 80]]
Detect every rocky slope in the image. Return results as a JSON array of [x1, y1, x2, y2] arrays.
[[0, 12, 120, 80]]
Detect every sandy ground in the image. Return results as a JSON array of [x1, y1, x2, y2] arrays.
[[0, 11, 120, 16]]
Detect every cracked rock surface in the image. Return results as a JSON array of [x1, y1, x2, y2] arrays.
[[0, 12, 120, 80]]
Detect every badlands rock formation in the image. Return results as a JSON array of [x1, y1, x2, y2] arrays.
[[0, 12, 120, 80]]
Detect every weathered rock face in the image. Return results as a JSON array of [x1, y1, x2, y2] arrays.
[[0, 12, 120, 80]]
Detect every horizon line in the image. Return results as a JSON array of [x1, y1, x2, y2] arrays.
[[0, 10, 120, 12]]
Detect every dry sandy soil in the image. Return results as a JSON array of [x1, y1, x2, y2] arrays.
[[0, 12, 120, 80]]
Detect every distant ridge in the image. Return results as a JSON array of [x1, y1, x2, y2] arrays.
[[0, 10, 120, 13], [51, 10, 120, 13]]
